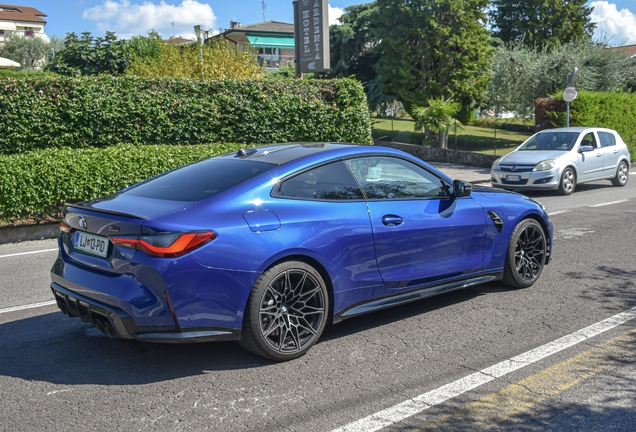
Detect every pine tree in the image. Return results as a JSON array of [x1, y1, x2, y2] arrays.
[[373, 0, 492, 123], [489, 0, 596, 48]]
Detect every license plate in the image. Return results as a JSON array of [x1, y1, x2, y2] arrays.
[[506, 175, 521, 182], [74, 232, 109, 257]]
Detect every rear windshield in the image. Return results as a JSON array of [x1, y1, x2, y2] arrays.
[[518, 132, 579, 151], [123, 159, 275, 201]]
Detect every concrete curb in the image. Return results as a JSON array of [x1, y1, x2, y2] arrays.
[[0, 223, 59, 245]]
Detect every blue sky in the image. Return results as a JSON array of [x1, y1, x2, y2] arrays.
[[18, 0, 636, 45]]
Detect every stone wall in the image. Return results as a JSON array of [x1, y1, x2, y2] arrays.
[[375, 141, 499, 168]]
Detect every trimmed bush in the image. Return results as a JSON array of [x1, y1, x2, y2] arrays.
[[0, 144, 245, 222], [0, 76, 373, 155], [549, 91, 636, 160]]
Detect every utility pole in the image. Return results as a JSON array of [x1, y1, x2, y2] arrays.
[[262, 1, 266, 21]]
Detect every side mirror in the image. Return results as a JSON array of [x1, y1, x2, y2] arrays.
[[579, 145, 594, 153], [453, 180, 472, 197]]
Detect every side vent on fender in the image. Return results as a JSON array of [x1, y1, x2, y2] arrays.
[[488, 211, 504, 233]]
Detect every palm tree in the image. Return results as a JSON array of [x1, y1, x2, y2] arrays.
[[412, 97, 464, 148]]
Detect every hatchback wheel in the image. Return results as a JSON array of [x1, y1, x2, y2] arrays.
[[240, 261, 329, 361], [611, 161, 629, 187], [558, 168, 576, 195], [502, 219, 547, 289]]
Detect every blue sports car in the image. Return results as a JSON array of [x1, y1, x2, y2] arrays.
[[51, 144, 553, 361]]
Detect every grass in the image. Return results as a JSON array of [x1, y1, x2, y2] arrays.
[[372, 117, 533, 157]]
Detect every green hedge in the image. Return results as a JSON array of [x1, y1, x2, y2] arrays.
[[0, 144, 245, 222], [551, 91, 636, 160], [0, 76, 372, 155]]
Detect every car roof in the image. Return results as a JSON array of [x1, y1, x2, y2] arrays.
[[218, 143, 369, 165], [537, 127, 614, 134]]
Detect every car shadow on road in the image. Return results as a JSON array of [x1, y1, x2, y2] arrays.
[[8, 261, 631, 387], [517, 181, 616, 199], [320, 283, 501, 343], [0, 309, 268, 385], [0, 282, 512, 385]]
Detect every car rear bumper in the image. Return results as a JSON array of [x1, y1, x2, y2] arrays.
[[51, 283, 241, 343]]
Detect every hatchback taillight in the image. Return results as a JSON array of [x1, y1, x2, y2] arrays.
[[111, 231, 216, 258]]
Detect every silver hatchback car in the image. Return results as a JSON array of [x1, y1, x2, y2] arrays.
[[491, 127, 631, 195]]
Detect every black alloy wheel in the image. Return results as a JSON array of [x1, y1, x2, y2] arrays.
[[240, 261, 329, 361], [502, 219, 547, 289]]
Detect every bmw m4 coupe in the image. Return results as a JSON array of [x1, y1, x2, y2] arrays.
[[51, 143, 553, 360]]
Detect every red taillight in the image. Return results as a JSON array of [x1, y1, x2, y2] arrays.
[[111, 231, 216, 258], [60, 221, 74, 234]]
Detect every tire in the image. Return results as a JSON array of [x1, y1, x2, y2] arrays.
[[611, 161, 629, 187], [239, 261, 329, 361], [557, 167, 576, 195], [502, 219, 547, 289]]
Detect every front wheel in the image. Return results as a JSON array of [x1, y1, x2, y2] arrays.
[[558, 168, 576, 195], [239, 261, 329, 361], [611, 161, 629, 187], [502, 219, 547, 289]]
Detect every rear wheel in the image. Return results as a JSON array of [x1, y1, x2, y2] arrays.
[[611, 161, 629, 187], [502, 219, 547, 289], [239, 261, 329, 361], [558, 168, 576, 195]]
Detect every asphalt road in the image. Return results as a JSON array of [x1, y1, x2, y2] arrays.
[[1, 177, 635, 431]]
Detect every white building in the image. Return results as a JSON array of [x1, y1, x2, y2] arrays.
[[0, 3, 47, 42]]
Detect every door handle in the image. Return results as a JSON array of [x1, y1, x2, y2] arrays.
[[382, 215, 403, 227]]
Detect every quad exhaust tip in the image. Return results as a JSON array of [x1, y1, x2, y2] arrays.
[[93, 318, 116, 338], [93, 320, 106, 335], [102, 322, 116, 338]]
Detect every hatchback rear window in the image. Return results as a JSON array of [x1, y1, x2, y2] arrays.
[[124, 159, 275, 201]]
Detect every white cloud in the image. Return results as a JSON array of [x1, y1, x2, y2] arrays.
[[328, 5, 344, 26], [591, 1, 636, 45], [83, 0, 216, 40]]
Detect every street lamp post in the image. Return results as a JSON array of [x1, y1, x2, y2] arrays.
[[194, 25, 204, 80]]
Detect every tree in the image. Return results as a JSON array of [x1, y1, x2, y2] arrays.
[[127, 39, 260, 80], [373, 0, 492, 121], [127, 30, 163, 62], [326, 3, 396, 113], [48, 35, 66, 63], [47, 31, 131, 76], [489, 0, 595, 48], [486, 39, 636, 115], [0, 31, 50, 69], [412, 97, 463, 148]]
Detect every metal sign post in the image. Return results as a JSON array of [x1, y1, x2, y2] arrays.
[[293, 0, 330, 76], [563, 67, 578, 127]]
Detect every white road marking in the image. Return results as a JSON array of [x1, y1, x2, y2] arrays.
[[0, 300, 57, 314], [46, 389, 74, 395], [588, 199, 628, 208], [332, 306, 636, 432], [0, 248, 58, 259], [548, 210, 571, 216]]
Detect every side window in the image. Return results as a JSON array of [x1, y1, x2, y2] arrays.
[[276, 161, 364, 201], [598, 132, 616, 148], [581, 133, 598, 148], [345, 156, 450, 199]]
